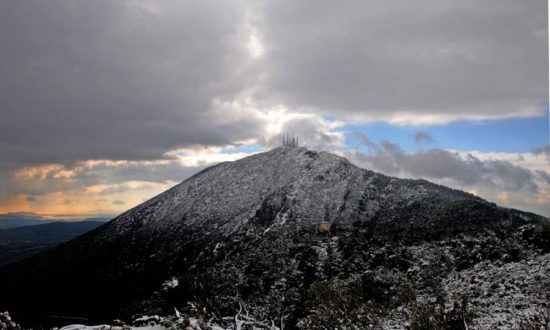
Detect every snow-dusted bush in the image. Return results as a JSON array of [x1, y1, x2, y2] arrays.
[[407, 294, 474, 330], [0, 312, 20, 330], [516, 307, 550, 330], [297, 280, 381, 329]]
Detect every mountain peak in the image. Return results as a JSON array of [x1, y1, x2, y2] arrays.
[[103, 147, 359, 236], [88, 146, 537, 244]]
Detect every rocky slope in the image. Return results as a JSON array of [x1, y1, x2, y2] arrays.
[[0, 147, 547, 329]]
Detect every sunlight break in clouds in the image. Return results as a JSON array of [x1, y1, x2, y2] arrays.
[[169, 148, 259, 167], [247, 27, 265, 59]]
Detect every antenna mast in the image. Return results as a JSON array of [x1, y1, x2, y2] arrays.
[[282, 134, 299, 147]]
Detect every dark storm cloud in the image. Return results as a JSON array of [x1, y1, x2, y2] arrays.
[[350, 139, 538, 192], [258, 0, 547, 121], [0, 0, 262, 169], [0, 0, 546, 170]]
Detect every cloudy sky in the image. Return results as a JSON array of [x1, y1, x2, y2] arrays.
[[0, 0, 548, 219]]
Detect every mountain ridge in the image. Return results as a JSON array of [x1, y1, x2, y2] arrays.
[[0, 213, 111, 230]]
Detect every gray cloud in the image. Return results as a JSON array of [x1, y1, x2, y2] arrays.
[[349, 138, 538, 193], [73, 160, 199, 188], [532, 145, 550, 158], [345, 137, 550, 216], [536, 170, 550, 185], [99, 182, 161, 196], [261, 115, 343, 150], [354, 132, 378, 150], [414, 132, 434, 144], [258, 0, 547, 121], [112, 200, 126, 205], [3, 160, 203, 197], [0, 0, 262, 169]]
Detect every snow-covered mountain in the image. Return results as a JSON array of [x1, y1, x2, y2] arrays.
[[0, 147, 548, 329]]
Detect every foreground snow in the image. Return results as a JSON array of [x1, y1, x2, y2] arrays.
[[60, 326, 165, 330]]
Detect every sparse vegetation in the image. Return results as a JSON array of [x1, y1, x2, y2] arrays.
[[408, 294, 474, 330], [516, 307, 550, 330]]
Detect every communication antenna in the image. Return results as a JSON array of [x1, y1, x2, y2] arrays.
[[282, 134, 299, 147]]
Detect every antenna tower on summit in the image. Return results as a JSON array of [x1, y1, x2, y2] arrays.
[[282, 134, 299, 147]]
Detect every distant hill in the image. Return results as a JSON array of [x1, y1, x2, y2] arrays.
[[0, 212, 111, 230], [0, 220, 105, 267], [0, 212, 47, 229]]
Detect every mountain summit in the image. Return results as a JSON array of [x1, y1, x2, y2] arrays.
[[0, 147, 547, 328]]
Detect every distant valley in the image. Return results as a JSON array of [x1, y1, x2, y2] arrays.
[[0, 218, 108, 267]]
